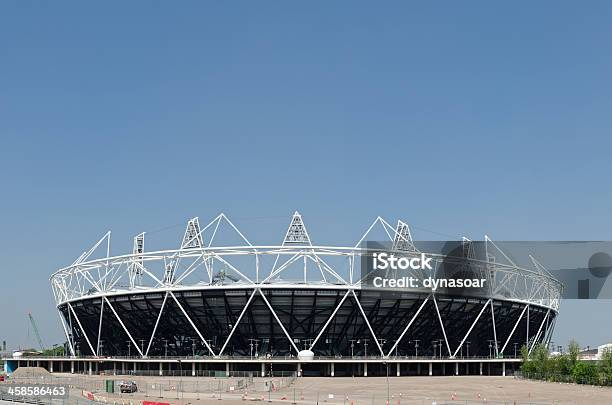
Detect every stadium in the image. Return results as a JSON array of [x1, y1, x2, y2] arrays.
[[46, 212, 563, 377]]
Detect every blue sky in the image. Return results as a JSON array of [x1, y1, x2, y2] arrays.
[[1, 1, 611, 350]]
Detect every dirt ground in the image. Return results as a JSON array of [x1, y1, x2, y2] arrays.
[[289, 376, 612, 404], [46, 374, 612, 405], [8, 374, 612, 405]]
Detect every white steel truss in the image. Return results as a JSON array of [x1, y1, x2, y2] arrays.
[[129, 232, 145, 288], [392, 220, 418, 252], [283, 211, 311, 245], [51, 211, 563, 359]]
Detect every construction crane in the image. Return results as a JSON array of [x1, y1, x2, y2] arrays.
[[27, 312, 45, 351]]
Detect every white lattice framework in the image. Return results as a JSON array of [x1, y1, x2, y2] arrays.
[[50, 212, 563, 359]]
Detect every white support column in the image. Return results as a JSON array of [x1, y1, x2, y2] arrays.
[[442, 362, 446, 375], [258, 289, 300, 354], [364, 363, 368, 377], [417, 363, 421, 375], [218, 289, 257, 356], [386, 295, 431, 357], [452, 299, 490, 358], [526, 306, 530, 346], [433, 295, 452, 357], [113, 362, 116, 376], [133, 362, 137, 373], [502, 362, 506, 377], [146, 291, 169, 357], [96, 298, 105, 356], [159, 363, 163, 376], [331, 363, 335, 377], [490, 300, 499, 357], [60, 361, 64, 373], [88, 361, 92, 376], [309, 290, 351, 351], [455, 362, 459, 376], [122, 362, 126, 375], [261, 363, 265, 377], [50, 361, 54, 373], [479, 362, 483, 376], [58, 311, 75, 357], [396, 363, 400, 377], [428, 362, 432, 376], [529, 309, 551, 354], [297, 363, 301, 377], [500, 304, 529, 355], [192, 362, 196, 377], [68, 303, 96, 356], [71, 361, 74, 374], [351, 290, 384, 356], [103, 297, 144, 357], [226, 362, 230, 377], [544, 316, 556, 348]]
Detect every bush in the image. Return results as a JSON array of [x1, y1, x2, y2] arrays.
[[549, 354, 571, 376], [520, 345, 537, 376], [572, 361, 599, 384]]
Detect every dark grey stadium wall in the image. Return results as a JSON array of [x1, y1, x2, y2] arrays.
[[59, 289, 553, 358]]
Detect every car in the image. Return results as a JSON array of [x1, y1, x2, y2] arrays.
[[119, 381, 137, 393]]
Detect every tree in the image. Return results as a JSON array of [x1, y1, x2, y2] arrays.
[[600, 348, 612, 383], [42, 346, 64, 357], [520, 344, 550, 378], [520, 339, 611, 386], [568, 339, 580, 370]]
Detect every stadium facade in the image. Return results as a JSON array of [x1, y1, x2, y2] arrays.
[[42, 212, 562, 376]]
